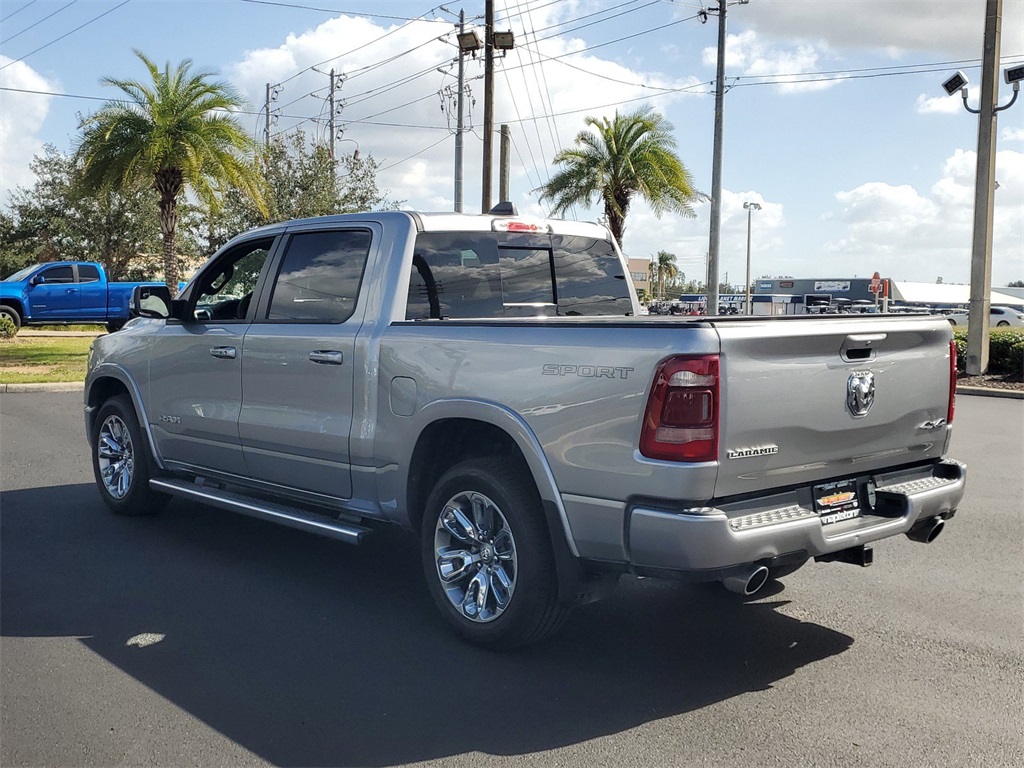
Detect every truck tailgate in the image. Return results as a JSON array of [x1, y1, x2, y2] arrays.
[[713, 316, 953, 499]]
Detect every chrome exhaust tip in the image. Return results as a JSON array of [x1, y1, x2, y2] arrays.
[[906, 516, 945, 544], [722, 564, 770, 596]]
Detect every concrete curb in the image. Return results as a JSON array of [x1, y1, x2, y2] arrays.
[[956, 385, 1024, 400], [1, 382, 85, 393]]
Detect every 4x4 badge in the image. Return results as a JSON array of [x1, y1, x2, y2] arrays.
[[847, 371, 875, 417]]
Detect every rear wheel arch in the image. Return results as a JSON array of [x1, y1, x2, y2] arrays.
[[407, 418, 532, 534], [406, 415, 594, 607]]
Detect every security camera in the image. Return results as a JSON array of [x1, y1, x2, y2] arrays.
[[942, 70, 969, 96], [1005, 64, 1024, 85]]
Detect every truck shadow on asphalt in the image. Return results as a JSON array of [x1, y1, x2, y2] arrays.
[[1, 484, 854, 767]]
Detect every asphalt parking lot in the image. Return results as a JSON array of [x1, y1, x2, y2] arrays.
[[1, 391, 1021, 767]]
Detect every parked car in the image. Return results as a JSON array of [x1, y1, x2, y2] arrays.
[[0, 261, 165, 332], [990, 306, 1024, 327], [944, 306, 1024, 327], [84, 208, 966, 648]]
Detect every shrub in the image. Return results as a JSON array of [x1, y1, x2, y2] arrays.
[[0, 315, 17, 338], [952, 327, 1024, 379]]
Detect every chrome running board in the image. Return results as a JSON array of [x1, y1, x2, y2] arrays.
[[150, 478, 371, 545]]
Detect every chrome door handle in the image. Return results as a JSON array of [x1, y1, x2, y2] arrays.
[[210, 346, 237, 359], [308, 350, 344, 365]]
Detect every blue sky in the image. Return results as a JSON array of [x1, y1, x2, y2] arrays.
[[1, 0, 1022, 286]]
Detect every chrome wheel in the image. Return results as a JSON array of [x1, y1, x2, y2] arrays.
[[97, 415, 135, 499], [433, 491, 518, 623]]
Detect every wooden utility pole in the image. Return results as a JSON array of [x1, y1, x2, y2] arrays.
[[499, 124, 510, 202]]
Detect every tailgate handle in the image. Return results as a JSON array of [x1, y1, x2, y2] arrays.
[[842, 333, 885, 363], [845, 333, 887, 345]]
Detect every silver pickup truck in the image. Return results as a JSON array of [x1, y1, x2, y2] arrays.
[[85, 208, 966, 648]]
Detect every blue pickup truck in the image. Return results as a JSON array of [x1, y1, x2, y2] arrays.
[[1, 261, 166, 333]]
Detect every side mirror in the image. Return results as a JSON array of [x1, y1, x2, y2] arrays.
[[130, 285, 172, 319], [30, 274, 46, 286]]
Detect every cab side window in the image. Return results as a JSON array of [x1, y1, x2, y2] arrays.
[[40, 266, 74, 284], [193, 238, 275, 322], [266, 229, 372, 322]]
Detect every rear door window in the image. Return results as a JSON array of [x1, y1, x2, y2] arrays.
[[77, 264, 101, 283], [266, 229, 372, 322]]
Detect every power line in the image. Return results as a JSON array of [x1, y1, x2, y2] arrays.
[[238, 0, 435, 23], [531, 0, 661, 41], [515, 41, 688, 91], [0, 0, 133, 71], [1, 0, 41, 22], [378, 132, 451, 171], [1, 0, 80, 45], [273, 3, 446, 85]]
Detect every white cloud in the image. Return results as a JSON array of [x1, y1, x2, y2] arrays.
[[743, 0, 1023, 59], [1002, 126, 1024, 142], [823, 149, 1023, 284], [702, 30, 837, 94], [916, 93, 966, 115], [0, 57, 55, 205]]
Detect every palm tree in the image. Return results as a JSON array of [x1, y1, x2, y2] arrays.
[[77, 50, 265, 287], [655, 250, 679, 300], [538, 105, 697, 247]]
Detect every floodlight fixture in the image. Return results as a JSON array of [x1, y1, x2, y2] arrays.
[[493, 30, 515, 50], [1005, 64, 1024, 86], [457, 29, 482, 54], [942, 70, 969, 96]]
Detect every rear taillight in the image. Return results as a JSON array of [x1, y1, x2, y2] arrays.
[[639, 355, 720, 462], [947, 339, 957, 424]]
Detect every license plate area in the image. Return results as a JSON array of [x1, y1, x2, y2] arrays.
[[813, 478, 863, 525]]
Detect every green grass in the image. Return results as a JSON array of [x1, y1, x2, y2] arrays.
[[0, 336, 94, 383], [32, 324, 108, 332]]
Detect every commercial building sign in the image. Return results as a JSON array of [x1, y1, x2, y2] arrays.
[[814, 280, 851, 292]]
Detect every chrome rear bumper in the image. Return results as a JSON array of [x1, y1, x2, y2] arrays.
[[627, 459, 966, 572]]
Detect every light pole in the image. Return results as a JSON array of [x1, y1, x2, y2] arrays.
[[454, 19, 482, 213], [941, 0, 1021, 373], [743, 201, 761, 315]]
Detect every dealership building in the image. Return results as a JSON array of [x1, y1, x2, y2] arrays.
[[754, 277, 1022, 310]]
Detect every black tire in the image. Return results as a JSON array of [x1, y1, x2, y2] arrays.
[[0, 304, 21, 330], [997, 321, 1010, 327], [106, 320, 125, 333], [91, 394, 168, 516], [420, 457, 569, 649]]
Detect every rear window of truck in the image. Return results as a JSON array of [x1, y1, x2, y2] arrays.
[[406, 231, 632, 320]]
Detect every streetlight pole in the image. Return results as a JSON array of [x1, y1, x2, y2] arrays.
[[482, 0, 494, 213], [705, 0, 727, 316], [967, 0, 1001, 374], [943, 0, 1019, 374], [743, 201, 761, 315], [455, 8, 466, 212]]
